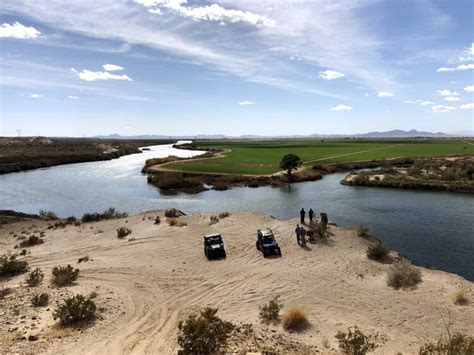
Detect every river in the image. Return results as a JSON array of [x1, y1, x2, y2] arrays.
[[1, 142, 473, 280]]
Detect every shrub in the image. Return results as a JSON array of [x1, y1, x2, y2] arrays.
[[19, 235, 44, 248], [209, 215, 219, 224], [258, 296, 283, 324], [116, 227, 132, 239], [31, 293, 49, 307], [81, 207, 127, 222], [419, 332, 474, 355], [167, 217, 178, 226], [26, 268, 44, 287], [165, 208, 185, 218], [51, 265, 80, 286], [387, 259, 422, 289], [154, 216, 161, 224], [20, 249, 27, 256], [335, 326, 382, 354], [366, 243, 390, 261], [358, 226, 370, 237], [77, 256, 89, 263], [281, 306, 309, 332], [218, 212, 230, 219], [453, 288, 469, 305], [39, 210, 58, 220], [0, 254, 28, 277], [177, 307, 234, 353], [53, 294, 96, 326]]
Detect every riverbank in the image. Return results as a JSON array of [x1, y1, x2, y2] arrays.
[[1, 210, 472, 353], [342, 156, 474, 193], [0, 137, 173, 174]]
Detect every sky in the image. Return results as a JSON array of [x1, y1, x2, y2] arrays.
[[0, 0, 473, 137]]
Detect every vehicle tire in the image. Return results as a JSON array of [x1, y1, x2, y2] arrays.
[[222, 250, 226, 258], [256, 241, 260, 251], [278, 248, 282, 256]]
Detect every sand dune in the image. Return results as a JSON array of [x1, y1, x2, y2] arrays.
[[1, 211, 473, 354]]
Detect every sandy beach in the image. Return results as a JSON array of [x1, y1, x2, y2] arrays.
[[1, 211, 472, 354]]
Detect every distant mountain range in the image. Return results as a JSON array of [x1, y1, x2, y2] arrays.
[[94, 129, 473, 140]]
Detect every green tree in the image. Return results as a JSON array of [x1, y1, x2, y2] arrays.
[[280, 154, 302, 181]]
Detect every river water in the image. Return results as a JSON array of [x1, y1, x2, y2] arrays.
[[1, 142, 473, 280]]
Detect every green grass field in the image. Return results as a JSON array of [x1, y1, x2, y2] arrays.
[[165, 139, 474, 175]]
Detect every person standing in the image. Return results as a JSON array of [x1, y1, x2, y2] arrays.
[[308, 208, 314, 223], [295, 224, 301, 245], [300, 208, 306, 224], [300, 226, 307, 247]]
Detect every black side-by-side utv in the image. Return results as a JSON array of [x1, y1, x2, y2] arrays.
[[256, 228, 282, 257], [203, 234, 226, 259]]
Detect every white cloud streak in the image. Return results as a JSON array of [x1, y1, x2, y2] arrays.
[[377, 91, 393, 97], [460, 103, 474, 110], [437, 63, 474, 72], [432, 105, 455, 113], [71, 68, 133, 81], [458, 43, 474, 62], [103, 64, 124, 72], [238, 100, 253, 106], [0, 21, 40, 39], [329, 104, 352, 111], [444, 96, 459, 102], [464, 85, 474, 93], [319, 69, 345, 80], [437, 89, 459, 96]]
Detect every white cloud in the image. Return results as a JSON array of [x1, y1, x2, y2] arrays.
[[404, 100, 416, 104], [329, 104, 352, 111], [437, 63, 474, 72], [0, 21, 40, 39], [30, 93, 42, 99], [238, 100, 253, 106], [464, 85, 474, 93], [432, 105, 455, 113], [137, 0, 276, 27], [364, 93, 369, 97], [71, 68, 133, 81], [377, 91, 393, 97], [460, 103, 474, 110], [102, 64, 124, 72], [420, 101, 435, 106], [68, 95, 79, 99], [319, 69, 345, 80], [437, 89, 459, 96], [458, 43, 474, 62], [444, 96, 460, 102]]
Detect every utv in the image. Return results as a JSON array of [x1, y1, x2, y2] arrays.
[[256, 228, 282, 257], [203, 234, 226, 259]]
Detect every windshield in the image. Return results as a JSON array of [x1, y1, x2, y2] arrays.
[[207, 237, 222, 245], [263, 236, 275, 244]]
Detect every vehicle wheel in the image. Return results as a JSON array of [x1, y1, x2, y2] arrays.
[[256, 241, 260, 250], [262, 250, 267, 257], [222, 250, 226, 258], [278, 248, 282, 256]]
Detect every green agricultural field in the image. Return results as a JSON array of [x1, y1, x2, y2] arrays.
[[165, 139, 474, 175]]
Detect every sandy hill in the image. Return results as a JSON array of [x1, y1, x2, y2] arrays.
[[0, 211, 472, 354]]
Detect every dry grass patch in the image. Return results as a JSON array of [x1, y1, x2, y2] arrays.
[[51, 265, 80, 287], [453, 288, 470, 305], [282, 306, 310, 332], [259, 295, 283, 324], [366, 242, 390, 261], [387, 259, 422, 289]]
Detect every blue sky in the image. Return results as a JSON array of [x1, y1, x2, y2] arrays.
[[0, 0, 473, 136]]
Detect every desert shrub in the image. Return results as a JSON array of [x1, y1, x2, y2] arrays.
[[53, 294, 96, 326], [31, 293, 49, 307], [177, 307, 234, 353], [78, 256, 89, 263], [51, 265, 80, 286], [39, 210, 58, 220], [335, 326, 382, 354], [387, 259, 422, 289], [116, 227, 132, 239], [0, 254, 28, 277], [452, 288, 469, 305], [258, 295, 283, 324], [81, 207, 127, 222], [20, 249, 27, 256], [154, 216, 161, 224], [26, 268, 44, 286], [308, 220, 325, 240], [218, 212, 230, 219], [419, 332, 474, 355], [281, 306, 309, 332], [167, 218, 178, 226], [165, 208, 185, 218], [19, 235, 44, 248], [209, 215, 219, 224], [366, 243, 389, 261], [358, 226, 370, 237]]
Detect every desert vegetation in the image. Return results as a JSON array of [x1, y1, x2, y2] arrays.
[[177, 307, 234, 353], [51, 265, 80, 286], [281, 306, 310, 332], [26, 268, 44, 287], [19, 234, 44, 248], [335, 326, 384, 354], [452, 288, 470, 305], [366, 242, 390, 261], [258, 295, 283, 324], [0, 254, 28, 277], [31, 293, 49, 307], [53, 294, 96, 326], [116, 227, 132, 239], [81, 207, 128, 222], [419, 332, 474, 354], [387, 259, 422, 289]]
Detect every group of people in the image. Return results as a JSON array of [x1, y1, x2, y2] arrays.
[[294, 207, 315, 247]]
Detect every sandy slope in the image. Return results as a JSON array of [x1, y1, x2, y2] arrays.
[[1, 211, 473, 354]]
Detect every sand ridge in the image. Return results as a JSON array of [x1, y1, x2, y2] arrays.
[[0, 211, 473, 354]]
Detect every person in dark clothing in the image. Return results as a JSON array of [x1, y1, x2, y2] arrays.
[[295, 224, 301, 245], [308, 208, 314, 223], [300, 208, 306, 224]]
